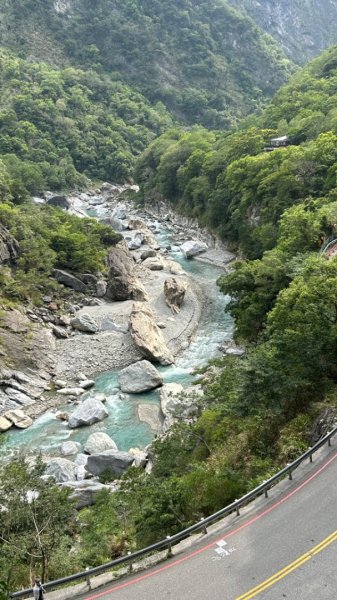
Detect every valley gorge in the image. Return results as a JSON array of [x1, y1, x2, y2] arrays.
[[1, 0, 337, 591]]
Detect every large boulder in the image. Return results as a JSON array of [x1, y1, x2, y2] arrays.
[[60, 441, 82, 456], [164, 278, 188, 314], [118, 360, 163, 393], [47, 195, 70, 210], [142, 257, 164, 271], [53, 269, 87, 292], [105, 241, 149, 301], [4, 409, 33, 429], [125, 231, 144, 250], [84, 432, 118, 455], [181, 240, 208, 258], [68, 398, 108, 429], [166, 260, 184, 276], [86, 450, 134, 477], [0, 224, 20, 265], [129, 302, 174, 365], [61, 480, 115, 509], [71, 314, 99, 334], [140, 248, 157, 260], [44, 458, 77, 483]]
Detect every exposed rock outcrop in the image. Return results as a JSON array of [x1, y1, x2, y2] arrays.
[[160, 383, 184, 431], [118, 360, 163, 393], [164, 277, 188, 314], [0, 224, 20, 265], [129, 302, 174, 365]]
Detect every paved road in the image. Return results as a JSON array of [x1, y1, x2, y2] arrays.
[[78, 447, 337, 599]]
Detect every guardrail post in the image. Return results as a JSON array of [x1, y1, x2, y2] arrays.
[[235, 501, 240, 517], [85, 567, 91, 590], [127, 551, 133, 573], [328, 435, 332, 447], [264, 484, 269, 498], [309, 448, 313, 463], [288, 470, 292, 481], [200, 517, 207, 534], [166, 536, 173, 558]]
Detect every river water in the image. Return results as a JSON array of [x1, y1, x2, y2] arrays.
[[1, 228, 233, 458]]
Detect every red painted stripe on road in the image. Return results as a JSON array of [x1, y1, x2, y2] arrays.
[[84, 451, 337, 599]]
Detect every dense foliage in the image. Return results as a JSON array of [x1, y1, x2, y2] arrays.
[[0, 0, 292, 128], [0, 49, 172, 192], [0, 201, 121, 304], [137, 46, 337, 258]]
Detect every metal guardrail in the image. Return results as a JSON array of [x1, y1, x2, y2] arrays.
[[11, 425, 337, 598]]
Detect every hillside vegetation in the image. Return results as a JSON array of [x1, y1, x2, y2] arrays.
[[124, 44, 337, 550], [0, 49, 172, 196], [0, 0, 292, 128], [3, 2, 337, 589]]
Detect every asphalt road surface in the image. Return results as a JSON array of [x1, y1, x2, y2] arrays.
[[77, 447, 337, 600]]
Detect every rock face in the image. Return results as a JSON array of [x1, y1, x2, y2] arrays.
[[0, 311, 55, 406], [160, 382, 184, 431], [71, 314, 99, 334], [137, 403, 163, 432], [84, 432, 118, 455], [53, 269, 87, 292], [86, 450, 134, 477], [229, 0, 337, 64], [105, 241, 149, 301], [118, 360, 163, 393], [0, 224, 20, 265], [181, 240, 208, 258], [129, 302, 174, 365], [164, 278, 188, 314], [68, 398, 108, 429]]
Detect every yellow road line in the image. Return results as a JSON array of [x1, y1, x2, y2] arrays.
[[236, 528, 337, 599]]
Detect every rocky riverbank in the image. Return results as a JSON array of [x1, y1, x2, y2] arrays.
[[1, 182, 234, 443]]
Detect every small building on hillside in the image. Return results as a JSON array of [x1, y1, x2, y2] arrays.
[[264, 135, 290, 152]]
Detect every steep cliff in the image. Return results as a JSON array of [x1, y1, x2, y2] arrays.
[[229, 0, 337, 64]]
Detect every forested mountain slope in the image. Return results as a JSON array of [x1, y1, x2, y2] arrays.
[[229, 0, 337, 65], [0, 49, 172, 196], [0, 0, 292, 128], [137, 45, 337, 258]]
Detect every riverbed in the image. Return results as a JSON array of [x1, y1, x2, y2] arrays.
[[1, 220, 233, 458]]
